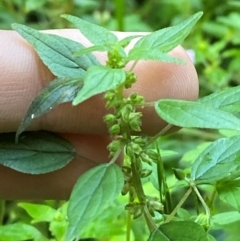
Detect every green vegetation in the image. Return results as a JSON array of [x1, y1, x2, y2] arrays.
[[1, 1, 240, 241]]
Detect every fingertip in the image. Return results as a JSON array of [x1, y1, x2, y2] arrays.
[[126, 45, 199, 135]]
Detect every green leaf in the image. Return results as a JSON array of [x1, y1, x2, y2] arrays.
[[12, 24, 99, 78], [217, 179, 240, 210], [73, 65, 126, 105], [18, 202, 56, 223], [117, 35, 144, 48], [180, 142, 212, 165], [207, 234, 217, 241], [148, 221, 208, 241], [211, 211, 240, 228], [191, 135, 240, 183], [200, 86, 240, 112], [0, 223, 47, 241], [128, 48, 184, 63], [131, 12, 203, 54], [16, 78, 83, 141], [61, 14, 117, 45], [74, 45, 109, 57], [66, 163, 124, 240], [155, 99, 240, 131], [0, 131, 75, 174], [49, 202, 68, 239]]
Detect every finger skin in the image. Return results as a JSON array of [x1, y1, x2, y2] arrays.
[[0, 29, 199, 199], [0, 134, 112, 200], [0, 29, 198, 134]]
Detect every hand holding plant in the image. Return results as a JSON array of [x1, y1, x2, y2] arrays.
[[3, 12, 240, 241]]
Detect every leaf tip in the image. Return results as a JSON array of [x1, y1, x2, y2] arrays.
[[195, 11, 204, 19], [11, 23, 18, 30], [72, 98, 80, 106], [60, 14, 68, 19]]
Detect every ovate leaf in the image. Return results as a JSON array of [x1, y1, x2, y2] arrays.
[[131, 12, 203, 54], [16, 78, 83, 140], [148, 221, 208, 241], [155, 99, 240, 131], [73, 65, 126, 105], [191, 135, 240, 184], [12, 24, 99, 78], [66, 163, 124, 240], [217, 180, 240, 210], [211, 211, 240, 228], [200, 86, 240, 113], [0, 131, 75, 174], [61, 14, 118, 45], [0, 223, 47, 241], [128, 48, 184, 63], [18, 202, 56, 223]]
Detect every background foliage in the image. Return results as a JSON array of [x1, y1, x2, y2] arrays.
[[1, 0, 240, 240]]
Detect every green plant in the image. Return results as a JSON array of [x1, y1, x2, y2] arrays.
[[2, 11, 240, 241]]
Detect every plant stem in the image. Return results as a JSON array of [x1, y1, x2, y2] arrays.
[[165, 187, 192, 223], [156, 144, 172, 214], [0, 200, 4, 225], [208, 187, 217, 209], [192, 185, 211, 224], [147, 124, 172, 147], [109, 145, 124, 165], [131, 158, 156, 231], [126, 209, 132, 241], [129, 60, 139, 71], [178, 128, 220, 140], [114, 0, 125, 31], [143, 206, 157, 232]]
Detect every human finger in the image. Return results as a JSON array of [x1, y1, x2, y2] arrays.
[[0, 30, 198, 135], [0, 134, 112, 199]]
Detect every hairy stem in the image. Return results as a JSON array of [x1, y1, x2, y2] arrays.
[[126, 209, 132, 241], [156, 143, 172, 213], [192, 185, 211, 224], [165, 187, 192, 223]]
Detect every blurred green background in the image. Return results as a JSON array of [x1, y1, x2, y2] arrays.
[[1, 0, 240, 241]]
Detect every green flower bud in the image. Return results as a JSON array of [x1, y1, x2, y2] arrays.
[[117, 59, 126, 68], [125, 71, 137, 88], [129, 119, 141, 132], [173, 168, 186, 180], [104, 114, 116, 126], [129, 112, 142, 132], [128, 143, 142, 155], [140, 169, 152, 178], [121, 104, 133, 122], [135, 158, 142, 172], [133, 208, 143, 219], [140, 153, 152, 165], [195, 213, 210, 230], [129, 186, 136, 202], [122, 166, 132, 176], [148, 200, 164, 211], [148, 206, 155, 217], [130, 93, 145, 104], [125, 202, 143, 219], [104, 91, 115, 101], [145, 149, 159, 161], [54, 211, 64, 221], [133, 136, 148, 147], [107, 139, 122, 155], [121, 182, 130, 195], [109, 124, 121, 135]]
